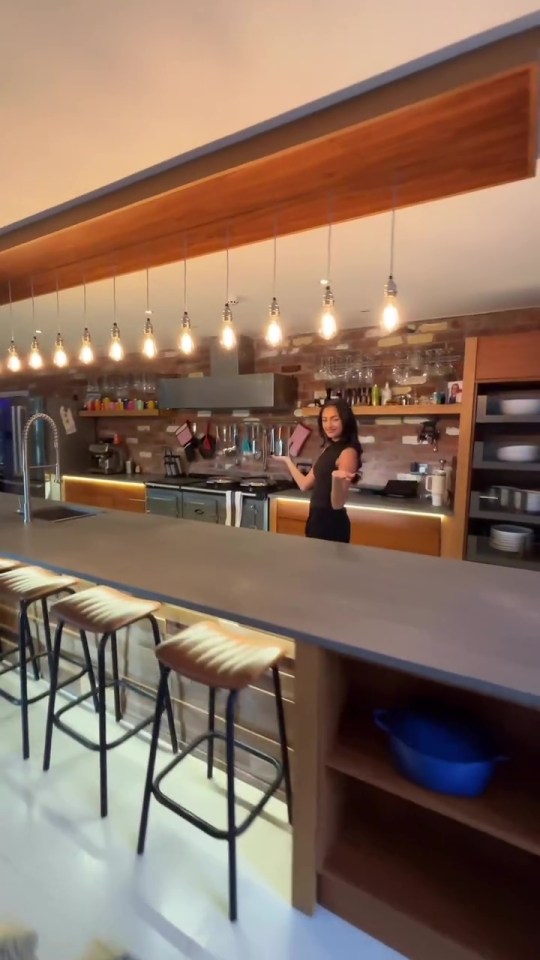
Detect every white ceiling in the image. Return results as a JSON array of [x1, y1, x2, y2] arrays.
[[1, 0, 539, 355]]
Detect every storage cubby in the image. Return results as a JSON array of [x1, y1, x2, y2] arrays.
[[466, 383, 540, 571], [315, 653, 540, 960]]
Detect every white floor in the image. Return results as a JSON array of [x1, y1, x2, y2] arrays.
[[0, 674, 403, 960]]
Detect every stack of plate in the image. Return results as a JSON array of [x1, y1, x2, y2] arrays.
[[490, 524, 533, 554]]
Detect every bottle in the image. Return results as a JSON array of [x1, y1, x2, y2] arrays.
[[371, 384, 381, 406], [381, 382, 392, 405]]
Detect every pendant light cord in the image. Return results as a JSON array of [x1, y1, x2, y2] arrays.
[[113, 275, 117, 321], [8, 280, 13, 339], [56, 276, 60, 325], [326, 194, 333, 282], [183, 237, 188, 312], [83, 278, 87, 317], [225, 230, 230, 304], [272, 217, 277, 298], [31, 277, 35, 328], [146, 268, 150, 313], [389, 206, 396, 278]]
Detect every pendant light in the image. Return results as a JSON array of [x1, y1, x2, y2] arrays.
[[109, 276, 124, 361], [264, 222, 283, 347], [79, 281, 94, 364], [6, 281, 22, 372], [220, 240, 236, 350], [179, 248, 195, 355], [318, 207, 337, 340], [28, 280, 44, 370], [53, 279, 69, 367], [142, 268, 158, 359], [381, 205, 400, 333]]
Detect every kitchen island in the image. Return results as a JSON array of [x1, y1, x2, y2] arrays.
[[0, 492, 538, 960]]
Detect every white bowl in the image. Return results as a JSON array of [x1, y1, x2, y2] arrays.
[[500, 398, 540, 416], [490, 524, 533, 553], [495, 445, 540, 463]]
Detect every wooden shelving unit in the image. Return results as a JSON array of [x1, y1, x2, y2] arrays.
[[328, 713, 540, 856], [79, 410, 161, 418], [296, 404, 461, 418], [320, 792, 539, 960], [296, 648, 540, 960]]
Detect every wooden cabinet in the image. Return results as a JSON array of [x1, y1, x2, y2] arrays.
[[271, 498, 442, 556], [63, 477, 146, 514]]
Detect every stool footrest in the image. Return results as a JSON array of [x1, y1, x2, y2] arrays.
[[151, 729, 284, 842], [53, 685, 155, 752], [0, 663, 89, 707]]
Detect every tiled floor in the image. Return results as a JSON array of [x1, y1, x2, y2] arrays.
[[0, 674, 403, 960]]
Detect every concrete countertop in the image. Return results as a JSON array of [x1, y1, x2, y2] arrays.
[[0, 493, 538, 707], [270, 487, 453, 517]]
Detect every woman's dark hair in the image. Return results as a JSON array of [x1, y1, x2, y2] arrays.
[[318, 399, 362, 456]]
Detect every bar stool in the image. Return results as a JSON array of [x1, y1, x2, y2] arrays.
[[0, 563, 96, 760], [137, 620, 293, 922], [43, 584, 179, 817]]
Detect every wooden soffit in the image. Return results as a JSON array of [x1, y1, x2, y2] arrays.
[[0, 25, 539, 303]]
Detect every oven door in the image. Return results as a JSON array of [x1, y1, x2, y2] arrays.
[[239, 495, 268, 531]]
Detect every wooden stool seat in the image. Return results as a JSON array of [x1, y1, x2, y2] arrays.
[[51, 585, 160, 634], [0, 558, 21, 573], [157, 621, 287, 690], [0, 565, 78, 602]]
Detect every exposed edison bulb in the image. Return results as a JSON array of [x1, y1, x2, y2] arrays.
[[79, 327, 94, 364], [109, 322, 124, 362], [319, 285, 337, 340], [28, 336, 44, 370], [142, 316, 158, 359], [382, 276, 400, 333], [7, 340, 22, 372], [179, 311, 195, 355], [53, 332, 69, 368], [264, 297, 283, 347], [220, 303, 236, 350]]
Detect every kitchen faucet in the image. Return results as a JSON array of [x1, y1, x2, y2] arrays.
[[21, 413, 61, 524]]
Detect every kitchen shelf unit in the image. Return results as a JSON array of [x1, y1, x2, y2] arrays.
[[465, 384, 540, 572], [296, 404, 461, 418], [299, 649, 540, 960]]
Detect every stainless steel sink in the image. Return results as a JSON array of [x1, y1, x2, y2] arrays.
[[31, 506, 98, 523]]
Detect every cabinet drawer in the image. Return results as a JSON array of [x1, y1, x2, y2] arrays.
[[147, 490, 180, 517], [182, 492, 222, 523]]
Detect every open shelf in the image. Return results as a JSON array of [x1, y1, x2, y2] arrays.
[[79, 410, 161, 418], [319, 785, 540, 960], [467, 534, 540, 572], [296, 404, 461, 418], [327, 712, 540, 856], [469, 504, 540, 527], [476, 414, 540, 424]]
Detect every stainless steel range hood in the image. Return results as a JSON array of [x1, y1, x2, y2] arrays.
[[158, 337, 297, 411]]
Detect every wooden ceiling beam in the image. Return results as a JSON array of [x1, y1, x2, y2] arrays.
[[0, 26, 538, 304]]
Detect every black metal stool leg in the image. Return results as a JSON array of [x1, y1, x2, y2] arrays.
[[18, 603, 32, 760], [43, 620, 65, 771], [137, 668, 168, 855], [110, 632, 123, 722], [272, 665, 293, 825], [25, 606, 40, 682], [148, 616, 178, 753], [207, 687, 216, 779], [225, 689, 239, 922], [41, 597, 53, 662], [79, 629, 99, 712], [97, 633, 110, 818]]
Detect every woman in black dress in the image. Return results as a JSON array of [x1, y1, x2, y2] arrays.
[[275, 399, 362, 543]]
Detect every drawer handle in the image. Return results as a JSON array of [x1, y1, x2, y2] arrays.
[[194, 508, 204, 515]]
